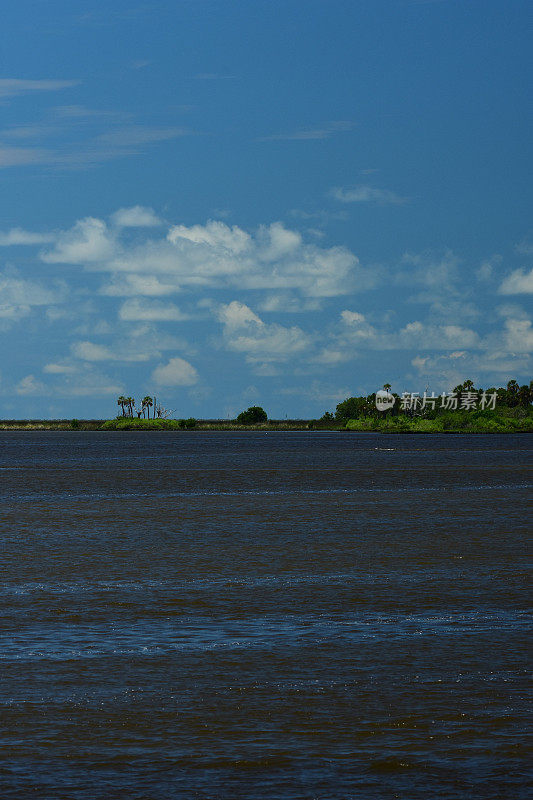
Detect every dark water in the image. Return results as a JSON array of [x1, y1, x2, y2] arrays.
[[0, 432, 531, 799]]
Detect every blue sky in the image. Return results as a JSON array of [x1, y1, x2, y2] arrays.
[[0, 0, 531, 419]]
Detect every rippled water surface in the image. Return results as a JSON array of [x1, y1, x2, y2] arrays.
[[0, 431, 531, 799]]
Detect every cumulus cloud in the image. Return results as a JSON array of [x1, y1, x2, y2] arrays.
[[0, 272, 66, 323], [340, 310, 366, 325], [258, 293, 321, 313], [43, 362, 77, 374], [41, 215, 370, 298], [313, 347, 351, 365], [168, 220, 251, 253], [0, 228, 55, 246], [41, 217, 115, 263], [227, 324, 311, 363], [337, 309, 479, 351], [410, 350, 530, 389], [100, 274, 179, 297], [118, 298, 188, 322], [111, 206, 162, 228], [15, 374, 46, 395], [216, 301, 312, 364], [71, 340, 151, 362], [393, 251, 460, 291], [498, 268, 533, 295], [152, 356, 198, 386], [503, 317, 533, 353], [216, 300, 263, 329], [476, 255, 501, 282]]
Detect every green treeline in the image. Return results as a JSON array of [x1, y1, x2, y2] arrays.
[[328, 379, 533, 433], [101, 418, 197, 431]]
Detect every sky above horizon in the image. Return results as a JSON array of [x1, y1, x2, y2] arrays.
[[0, 0, 532, 419]]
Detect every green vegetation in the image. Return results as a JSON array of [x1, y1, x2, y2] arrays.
[[345, 409, 533, 433], [1, 380, 530, 432], [337, 379, 533, 433], [0, 420, 105, 430], [235, 406, 268, 424], [101, 418, 196, 431]]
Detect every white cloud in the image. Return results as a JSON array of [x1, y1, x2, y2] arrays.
[[0, 228, 55, 245], [476, 255, 501, 282], [168, 220, 251, 253], [259, 121, 354, 141], [257, 222, 302, 259], [498, 268, 533, 295], [258, 293, 321, 313], [0, 272, 66, 323], [41, 217, 115, 263], [43, 362, 77, 374], [228, 324, 311, 363], [216, 301, 312, 363], [71, 341, 115, 361], [100, 274, 180, 297], [503, 318, 533, 353], [71, 341, 151, 362], [410, 350, 531, 390], [16, 374, 46, 395], [118, 298, 188, 322], [515, 239, 533, 256], [152, 357, 198, 386], [330, 185, 407, 204], [341, 310, 366, 325], [43, 216, 367, 298], [51, 366, 124, 397], [111, 206, 162, 227], [394, 251, 459, 290], [0, 79, 79, 98], [217, 300, 263, 329], [314, 348, 351, 365], [337, 310, 479, 351], [0, 146, 51, 167]]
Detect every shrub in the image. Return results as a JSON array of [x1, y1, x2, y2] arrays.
[[236, 406, 268, 424], [71, 419, 80, 429]]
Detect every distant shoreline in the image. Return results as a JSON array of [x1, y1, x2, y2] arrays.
[[0, 418, 531, 433]]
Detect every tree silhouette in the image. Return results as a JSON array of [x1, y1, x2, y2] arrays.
[[236, 406, 267, 424], [142, 396, 153, 419]]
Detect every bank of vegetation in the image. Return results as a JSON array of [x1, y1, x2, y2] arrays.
[[0, 380, 531, 432], [334, 379, 533, 433]]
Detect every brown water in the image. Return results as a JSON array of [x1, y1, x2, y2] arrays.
[[0, 432, 531, 799]]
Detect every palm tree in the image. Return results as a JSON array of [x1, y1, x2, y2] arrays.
[[506, 380, 519, 407], [117, 396, 127, 416], [383, 383, 391, 391], [142, 396, 153, 419]]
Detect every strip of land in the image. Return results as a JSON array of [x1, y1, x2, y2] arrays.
[[0, 412, 531, 433]]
